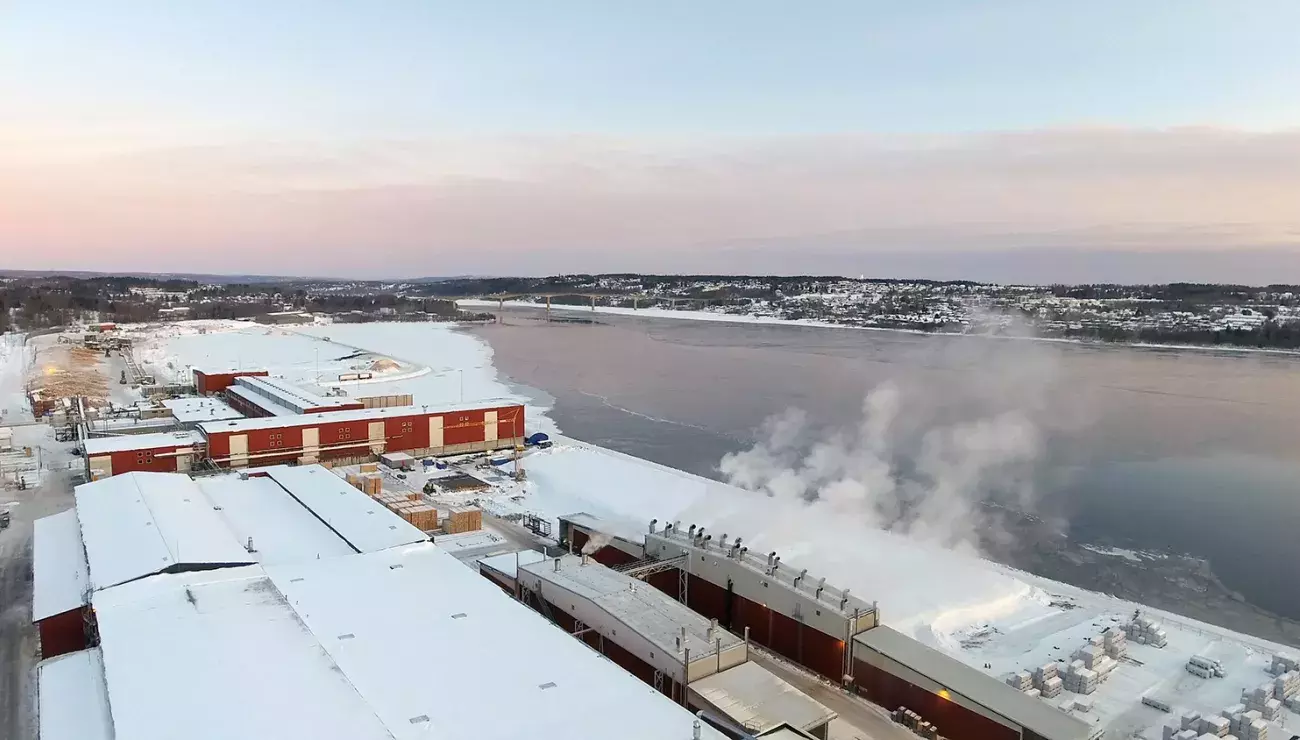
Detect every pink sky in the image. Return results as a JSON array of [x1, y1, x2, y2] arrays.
[[3, 128, 1300, 280]]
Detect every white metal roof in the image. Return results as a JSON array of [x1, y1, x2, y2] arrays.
[[92, 566, 398, 740], [82, 429, 203, 456], [161, 396, 243, 423], [225, 384, 302, 417], [235, 375, 355, 412], [430, 528, 516, 561], [260, 465, 426, 553], [266, 542, 726, 740], [560, 510, 650, 547], [197, 474, 356, 564], [75, 472, 254, 590], [37, 649, 113, 740], [477, 548, 547, 580], [198, 399, 522, 434], [521, 553, 744, 658], [32, 509, 90, 620], [688, 661, 836, 734]]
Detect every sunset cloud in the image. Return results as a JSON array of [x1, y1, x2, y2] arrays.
[[3, 128, 1299, 281]]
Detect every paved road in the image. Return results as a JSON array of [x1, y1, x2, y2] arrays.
[[1, 467, 75, 740], [748, 649, 914, 740]]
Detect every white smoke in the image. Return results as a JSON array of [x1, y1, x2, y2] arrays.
[[717, 320, 1072, 553], [581, 532, 614, 555]]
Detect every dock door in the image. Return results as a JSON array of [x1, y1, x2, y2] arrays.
[[228, 434, 248, 467], [428, 416, 444, 451]]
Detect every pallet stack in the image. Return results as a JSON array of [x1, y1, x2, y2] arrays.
[[1127, 616, 1169, 647], [444, 505, 482, 534], [1103, 627, 1128, 659]]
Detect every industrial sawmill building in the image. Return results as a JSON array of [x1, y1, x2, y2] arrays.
[[559, 514, 1100, 740]]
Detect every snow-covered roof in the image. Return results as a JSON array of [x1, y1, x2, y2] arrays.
[[37, 649, 113, 740], [688, 661, 836, 735], [93, 566, 398, 740], [260, 465, 426, 552], [559, 510, 650, 547], [32, 509, 90, 620], [198, 399, 522, 434], [521, 553, 744, 659], [197, 474, 356, 564], [477, 549, 547, 580], [430, 528, 516, 561], [235, 374, 354, 413], [82, 429, 203, 456], [267, 542, 725, 740], [75, 472, 254, 590], [161, 396, 243, 423], [856, 626, 1097, 740]]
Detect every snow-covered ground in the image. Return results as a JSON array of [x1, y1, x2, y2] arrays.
[[458, 299, 869, 331], [119, 318, 1300, 739]]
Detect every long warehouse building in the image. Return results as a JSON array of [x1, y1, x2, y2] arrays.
[[200, 401, 525, 468], [32, 471, 727, 740], [561, 515, 1101, 740]]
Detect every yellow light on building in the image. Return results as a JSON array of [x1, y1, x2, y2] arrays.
[[937, 689, 951, 700]]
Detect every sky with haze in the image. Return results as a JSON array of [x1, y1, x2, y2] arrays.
[[3, 1, 1300, 283]]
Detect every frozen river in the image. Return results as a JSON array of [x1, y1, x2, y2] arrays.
[[470, 307, 1300, 624]]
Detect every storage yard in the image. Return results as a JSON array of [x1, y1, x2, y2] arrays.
[[6, 318, 1300, 740]]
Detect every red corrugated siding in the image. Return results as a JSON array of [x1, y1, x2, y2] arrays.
[[201, 404, 525, 466], [643, 569, 849, 685], [103, 445, 188, 474], [37, 609, 86, 659], [854, 659, 1020, 740], [543, 599, 682, 703], [194, 369, 267, 396], [206, 431, 230, 458]]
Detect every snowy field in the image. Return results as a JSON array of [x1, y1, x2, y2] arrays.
[[120, 319, 1300, 739]]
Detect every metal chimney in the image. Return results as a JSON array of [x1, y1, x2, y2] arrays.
[[840, 588, 851, 609], [554, 557, 561, 572], [649, 518, 658, 533], [688, 524, 696, 539], [581, 553, 589, 566]]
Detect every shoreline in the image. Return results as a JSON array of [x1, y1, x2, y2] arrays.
[[458, 299, 1300, 358]]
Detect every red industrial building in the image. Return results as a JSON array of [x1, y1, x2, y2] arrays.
[[83, 430, 206, 480], [32, 510, 91, 659], [193, 368, 268, 395], [560, 516, 1097, 740], [200, 402, 525, 468]]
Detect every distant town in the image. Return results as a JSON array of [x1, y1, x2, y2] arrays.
[[4, 272, 1300, 349]]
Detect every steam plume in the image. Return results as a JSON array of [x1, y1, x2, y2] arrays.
[[581, 532, 614, 555], [717, 320, 1068, 553]]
